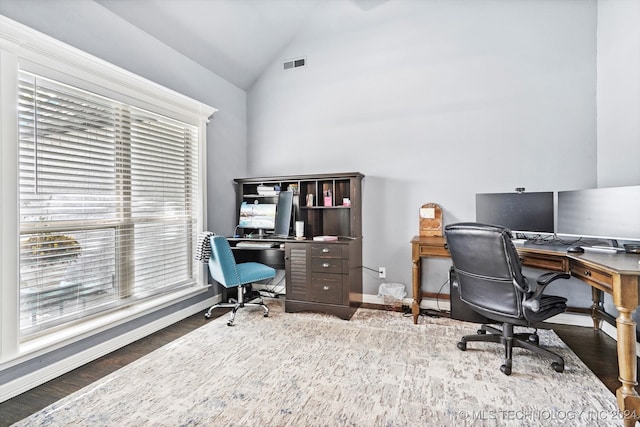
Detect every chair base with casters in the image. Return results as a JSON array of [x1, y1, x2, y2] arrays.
[[204, 235, 276, 326], [204, 284, 269, 326], [456, 323, 565, 376]]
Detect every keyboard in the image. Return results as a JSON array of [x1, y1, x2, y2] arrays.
[[583, 245, 625, 254], [235, 241, 277, 249]]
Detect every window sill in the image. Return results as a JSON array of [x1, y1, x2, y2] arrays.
[[15, 285, 210, 364]]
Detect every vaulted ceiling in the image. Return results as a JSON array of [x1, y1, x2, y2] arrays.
[[96, 0, 387, 90], [95, 0, 319, 90]]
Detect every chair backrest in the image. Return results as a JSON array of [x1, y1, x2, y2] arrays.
[[444, 222, 527, 319], [208, 236, 241, 287]]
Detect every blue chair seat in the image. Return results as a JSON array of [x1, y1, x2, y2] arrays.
[[235, 263, 276, 286]]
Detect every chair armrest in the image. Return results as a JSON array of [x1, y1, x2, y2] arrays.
[[537, 271, 571, 287], [522, 272, 570, 312]]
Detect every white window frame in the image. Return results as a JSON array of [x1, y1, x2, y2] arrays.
[[0, 16, 216, 365]]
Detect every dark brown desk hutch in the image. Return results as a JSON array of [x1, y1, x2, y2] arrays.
[[232, 172, 363, 320]]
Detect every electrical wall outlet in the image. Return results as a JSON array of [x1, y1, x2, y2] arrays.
[[378, 267, 386, 279]]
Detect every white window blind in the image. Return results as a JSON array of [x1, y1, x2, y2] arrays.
[[18, 71, 200, 336]]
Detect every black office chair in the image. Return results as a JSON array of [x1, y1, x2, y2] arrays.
[[444, 222, 570, 375]]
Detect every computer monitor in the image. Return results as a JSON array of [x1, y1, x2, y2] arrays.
[[238, 203, 276, 236], [475, 191, 555, 234], [273, 190, 293, 238], [557, 185, 640, 243]]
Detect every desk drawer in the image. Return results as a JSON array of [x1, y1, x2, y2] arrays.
[[311, 244, 348, 259], [521, 253, 568, 272], [418, 245, 449, 257], [310, 273, 345, 304], [570, 260, 613, 293], [311, 258, 348, 274]]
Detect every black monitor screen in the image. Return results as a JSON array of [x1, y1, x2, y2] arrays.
[[557, 186, 640, 242], [475, 192, 554, 233]]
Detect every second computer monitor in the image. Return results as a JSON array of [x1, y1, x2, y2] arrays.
[[557, 185, 640, 242], [273, 190, 293, 238]]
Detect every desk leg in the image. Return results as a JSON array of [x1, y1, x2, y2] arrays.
[[613, 276, 640, 426], [591, 288, 604, 331], [411, 255, 421, 324]]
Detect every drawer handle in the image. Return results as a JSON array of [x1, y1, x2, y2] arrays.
[[322, 262, 330, 268], [323, 286, 330, 291], [322, 248, 330, 253], [584, 270, 591, 277]]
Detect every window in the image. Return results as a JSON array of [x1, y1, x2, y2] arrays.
[[0, 18, 215, 395], [1, 17, 215, 363], [16, 71, 207, 336]]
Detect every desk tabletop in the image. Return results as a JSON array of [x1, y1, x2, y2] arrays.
[[514, 242, 567, 255], [513, 241, 640, 275], [411, 235, 640, 276], [410, 235, 445, 244]]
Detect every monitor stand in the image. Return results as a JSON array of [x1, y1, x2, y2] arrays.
[[587, 239, 626, 253], [592, 239, 620, 248]]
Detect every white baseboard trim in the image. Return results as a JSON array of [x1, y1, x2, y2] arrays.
[[362, 294, 451, 312], [600, 321, 640, 357], [0, 295, 220, 403], [363, 294, 603, 330]]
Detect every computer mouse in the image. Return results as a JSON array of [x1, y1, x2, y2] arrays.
[[567, 245, 584, 253]]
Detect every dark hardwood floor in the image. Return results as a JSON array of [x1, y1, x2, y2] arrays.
[[0, 308, 635, 426], [552, 321, 640, 396]]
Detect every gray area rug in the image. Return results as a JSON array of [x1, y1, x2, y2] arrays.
[[14, 300, 620, 426]]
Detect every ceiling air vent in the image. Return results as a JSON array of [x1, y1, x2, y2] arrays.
[[283, 57, 306, 70]]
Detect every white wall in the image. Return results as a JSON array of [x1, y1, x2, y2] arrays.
[[0, 0, 248, 235], [248, 0, 598, 298], [597, 0, 640, 187], [594, 0, 640, 324]]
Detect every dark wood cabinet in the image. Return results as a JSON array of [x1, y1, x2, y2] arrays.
[[234, 172, 363, 320], [284, 238, 362, 320]]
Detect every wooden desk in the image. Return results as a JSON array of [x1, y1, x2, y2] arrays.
[[410, 235, 640, 425]]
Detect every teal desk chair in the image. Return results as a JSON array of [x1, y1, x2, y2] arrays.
[[205, 235, 276, 326]]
